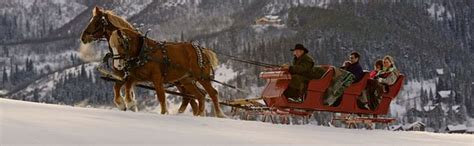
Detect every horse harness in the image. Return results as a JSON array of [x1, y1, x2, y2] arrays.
[[109, 31, 211, 82], [90, 13, 213, 85]]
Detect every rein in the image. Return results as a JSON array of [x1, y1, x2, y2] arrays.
[[215, 52, 280, 68]]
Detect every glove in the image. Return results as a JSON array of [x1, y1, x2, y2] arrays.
[[377, 78, 383, 83]]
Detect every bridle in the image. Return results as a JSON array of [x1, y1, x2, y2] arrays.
[[84, 15, 110, 41], [84, 14, 126, 70]]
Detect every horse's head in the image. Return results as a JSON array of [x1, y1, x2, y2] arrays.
[[81, 7, 137, 44], [108, 29, 144, 70], [110, 29, 139, 57], [81, 7, 112, 44]]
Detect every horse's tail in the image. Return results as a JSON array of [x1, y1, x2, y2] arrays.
[[202, 48, 219, 69]]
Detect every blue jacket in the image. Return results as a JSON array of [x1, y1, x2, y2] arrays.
[[343, 62, 364, 82]]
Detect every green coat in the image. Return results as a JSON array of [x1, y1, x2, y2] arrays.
[[289, 54, 315, 78], [378, 66, 399, 85], [287, 54, 315, 95]]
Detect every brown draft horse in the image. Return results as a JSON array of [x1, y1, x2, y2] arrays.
[[80, 7, 197, 113], [108, 28, 226, 117], [80, 7, 222, 117]]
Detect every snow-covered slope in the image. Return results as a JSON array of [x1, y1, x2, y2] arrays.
[[1, 98, 472, 145], [390, 79, 437, 117], [0, 0, 87, 41], [10, 63, 99, 103]]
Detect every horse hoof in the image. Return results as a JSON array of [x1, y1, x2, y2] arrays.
[[126, 100, 138, 112], [129, 106, 138, 112], [116, 104, 126, 111], [216, 113, 227, 118]]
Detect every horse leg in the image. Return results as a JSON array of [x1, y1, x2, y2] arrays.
[[124, 79, 138, 112], [198, 80, 226, 118], [178, 94, 199, 115], [176, 85, 191, 114], [152, 79, 168, 115], [113, 82, 126, 111], [189, 97, 198, 115], [181, 81, 206, 116]]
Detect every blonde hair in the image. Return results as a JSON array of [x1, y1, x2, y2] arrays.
[[383, 55, 395, 68]]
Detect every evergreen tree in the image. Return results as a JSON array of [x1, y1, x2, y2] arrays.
[[80, 64, 87, 78], [3, 47, 8, 57], [70, 54, 75, 65], [2, 67, 7, 84]]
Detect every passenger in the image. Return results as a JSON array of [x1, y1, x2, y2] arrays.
[[324, 67, 355, 106], [369, 59, 383, 79], [282, 44, 315, 103], [377, 55, 399, 86], [341, 52, 364, 82], [363, 56, 400, 110], [361, 59, 385, 110]]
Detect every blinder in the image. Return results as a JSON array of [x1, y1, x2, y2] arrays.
[[86, 15, 110, 40]]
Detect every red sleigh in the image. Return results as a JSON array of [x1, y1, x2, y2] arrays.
[[256, 65, 404, 126]]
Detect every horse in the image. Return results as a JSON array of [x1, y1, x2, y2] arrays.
[[80, 7, 212, 116], [108, 28, 226, 117]]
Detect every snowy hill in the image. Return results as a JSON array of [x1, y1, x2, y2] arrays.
[[10, 63, 98, 101], [1, 98, 473, 145]]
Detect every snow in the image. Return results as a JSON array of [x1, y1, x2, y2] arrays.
[[246, 85, 264, 99], [263, 0, 331, 16], [427, 3, 453, 21], [13, 0, 34, 9], [11, 63, 99, 102], [252, 24, 287, 33], [265, 15, 280, 20], [0, 90, 7, 95], [438, 90, 453, 98], [389, 124, 403, 131], [439, 103, 448, 113], [1, 43, 90, 77], [436, 68, 444, 75], [316, 0, 331, 9], [452, 105, 461, 112], [467, 127, 474, 133], [403, 121, 425, 130], [111, 0, 153, 19], [447, 125, 467, 131], [162, 0, 201, 8], [1, 98, 473, 145], [213, 63, 239, 87], [390, 102, 406, 117], [392, 79, 436, 115], [423, 105, 437, 111], [0, 0, 88, 38]]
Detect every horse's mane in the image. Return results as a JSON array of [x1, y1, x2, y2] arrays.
[[104, 10, 136, 32], [202, 48, 219, 69]]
